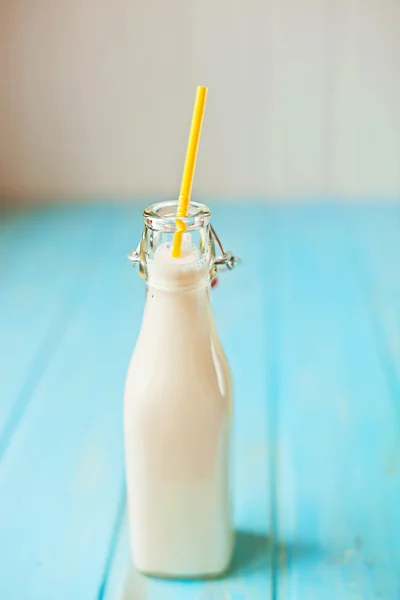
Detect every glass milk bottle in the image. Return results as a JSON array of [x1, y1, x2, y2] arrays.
[[124, 200, 239, 579]]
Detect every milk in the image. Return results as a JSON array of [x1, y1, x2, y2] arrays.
[[124, 242, 234, 578]]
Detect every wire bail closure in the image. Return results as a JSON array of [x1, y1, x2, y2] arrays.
[[209, 225, 240, 271]]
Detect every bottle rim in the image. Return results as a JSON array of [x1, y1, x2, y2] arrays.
[[143, 200, 211, 232]]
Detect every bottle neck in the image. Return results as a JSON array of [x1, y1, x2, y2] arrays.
[[137, 239, 215, 355], [142, 278, 213, 343], [146, 241, 211, 292]]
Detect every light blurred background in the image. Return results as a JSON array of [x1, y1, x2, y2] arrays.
[[0, 0, 399, 204]]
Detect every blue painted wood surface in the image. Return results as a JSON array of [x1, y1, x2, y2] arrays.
[[0, 202, 399, 599]]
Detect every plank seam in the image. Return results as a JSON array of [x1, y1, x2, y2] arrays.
[[0, 280, 96, 461], [0, 210, 122, 462], [267, 215, 281, 600], [97, 486, 126, 600]]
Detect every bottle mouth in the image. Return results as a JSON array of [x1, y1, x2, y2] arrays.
[[143, 200, 211, 232]]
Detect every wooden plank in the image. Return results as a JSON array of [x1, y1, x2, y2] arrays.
[[275, 204, 400, 598], [101, 203, 276, 599], [0, 204, 143, 599], [347, 204, 400, 380], [0, 205, 123, 455], [3, 202, 399, 598]]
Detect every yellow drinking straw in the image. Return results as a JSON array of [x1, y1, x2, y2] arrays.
[[171, 86, 208, 258]]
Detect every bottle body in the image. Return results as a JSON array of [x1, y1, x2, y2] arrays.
[[124, 279, 233, 577]]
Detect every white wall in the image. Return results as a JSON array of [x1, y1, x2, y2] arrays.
[[0, 0, 399, 202]]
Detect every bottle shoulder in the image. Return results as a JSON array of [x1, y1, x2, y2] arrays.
[[125, 332, 231, 405]]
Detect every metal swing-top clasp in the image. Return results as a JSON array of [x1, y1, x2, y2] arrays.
[[209, 224, 240, 271]]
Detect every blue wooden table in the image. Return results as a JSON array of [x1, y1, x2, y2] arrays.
[[1, 201, 399, 599]]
